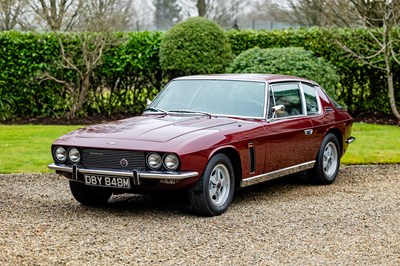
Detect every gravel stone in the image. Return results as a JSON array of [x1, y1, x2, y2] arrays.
[[1, 165, 399, 265]]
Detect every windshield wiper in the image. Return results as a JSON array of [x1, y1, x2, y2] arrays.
[[169, 109, 212, 118], [144, 106, 168, 115]]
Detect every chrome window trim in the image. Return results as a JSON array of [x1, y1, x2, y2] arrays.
[[267, 81, 308, 122], [299, 82, 323, 116], [149, 79, 269, 120]]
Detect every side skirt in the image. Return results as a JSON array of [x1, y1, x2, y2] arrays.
[[240, 161, 315, 188]]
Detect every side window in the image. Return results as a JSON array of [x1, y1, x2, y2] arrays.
[[269, 83, 304, 118], [302, 83, 320, 115]]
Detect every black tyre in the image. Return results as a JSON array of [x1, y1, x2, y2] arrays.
[[309, 133, 341, 185], [188, 154, 235, 216], [69, 181, 112, 206]]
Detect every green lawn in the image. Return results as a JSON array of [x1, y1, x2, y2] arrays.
[[0, 123, 399, 174], [0, 125, 81, 174], [341, 123, 400, 164]]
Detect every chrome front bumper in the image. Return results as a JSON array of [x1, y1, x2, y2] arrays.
[[48, 163, 199, 185]]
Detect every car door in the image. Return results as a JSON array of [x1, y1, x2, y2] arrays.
[[300, 83, 326, 156], [263, 82, 316, 173]]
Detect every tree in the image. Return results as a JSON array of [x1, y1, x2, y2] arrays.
[[0, 0, 27, 30], [338, 0, 400, 120], [78, 0, 135, 31], [281, 0, 397, 28], [153, 0, 182, 31], [41, 32, 113, 119], [29, 0, 84, 31], [247, 0, 290, 23], [130, 0, 154, 31], [180, 0, 245, 28], [349, 0, 389, 27], [283, 0, 355, 27]]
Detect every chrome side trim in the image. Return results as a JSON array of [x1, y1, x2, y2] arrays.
[[240, 161, 315, 188], [48, 163, 198, 180]]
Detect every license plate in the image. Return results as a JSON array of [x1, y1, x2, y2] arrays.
[[84, 175, 131, 189]]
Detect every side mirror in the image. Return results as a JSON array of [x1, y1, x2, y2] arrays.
[[272, 104, 285, 115], [146, 98, 152, 106], [268, 105, 285, 121]]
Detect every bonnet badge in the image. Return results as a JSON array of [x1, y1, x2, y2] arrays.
[[120, 159, 128, 167]]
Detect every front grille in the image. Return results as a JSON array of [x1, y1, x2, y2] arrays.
[[80, 148, 146, 171]]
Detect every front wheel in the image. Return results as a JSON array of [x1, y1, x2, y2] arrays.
[[188, 154, 235, 216], [69, 181, 112, 206], [309, 133, 341, 185]]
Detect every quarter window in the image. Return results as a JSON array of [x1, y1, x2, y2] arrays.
[[269, 83, 304, 118], [302, 83, 320, 115]]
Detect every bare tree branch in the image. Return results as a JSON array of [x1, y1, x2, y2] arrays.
[[40, 72, 67, 85], [0, 0, 27, 30], [29, 0, 84, 31], [338, 0, 400, 120], [42, 31, 115, 119]]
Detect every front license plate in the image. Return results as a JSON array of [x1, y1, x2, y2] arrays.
[[84, 175, 131, 189]]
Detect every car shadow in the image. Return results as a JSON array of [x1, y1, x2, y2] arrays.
[[232, 172, 318, 206], [94, 190, 193, 217], [70, 172, 315, 216], [101, 174, 312, 215]]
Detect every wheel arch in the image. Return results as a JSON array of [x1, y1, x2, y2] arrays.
[[325, 127, 343, 156], [209, 147, 242, 190]]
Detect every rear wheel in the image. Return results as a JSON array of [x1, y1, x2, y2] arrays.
[[69, 181, 112, 206], [309, 133, 340, 184], [188, 154, 235, 216]]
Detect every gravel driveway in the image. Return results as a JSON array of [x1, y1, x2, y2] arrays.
[[1, 165, 399, 265]]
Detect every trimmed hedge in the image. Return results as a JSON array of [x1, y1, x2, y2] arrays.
[[0, 31, 163, 120], [0, 28, 399, 120]]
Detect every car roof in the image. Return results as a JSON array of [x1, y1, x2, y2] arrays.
[[174, 74, 318, 85]]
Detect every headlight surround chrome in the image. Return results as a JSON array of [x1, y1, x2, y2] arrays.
[[68, 147, 81, 163], [163, 154, 179, 171], [54, 146, 67, 163], [146, 152, 162, 170]]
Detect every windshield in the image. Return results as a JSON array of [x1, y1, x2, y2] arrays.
[[148, 79, 266, 118]]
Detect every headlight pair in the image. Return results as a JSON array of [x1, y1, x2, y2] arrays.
[[146, 152, 179, 171], [54, 146, 81, 163]]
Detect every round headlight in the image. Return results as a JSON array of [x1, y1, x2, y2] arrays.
[[163, 154, 179, 170], [54, 147, 67, 163], [147, 152, 162, 170], [68, 148, 81, 163]]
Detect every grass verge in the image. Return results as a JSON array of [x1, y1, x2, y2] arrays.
[[0, 123, 398, 174], [0, 125, 81, 174], [341, 123, 400, 164]]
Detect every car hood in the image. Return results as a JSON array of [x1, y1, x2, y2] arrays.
[[58, 115, 244, 144], [76, 115, 237, 142]]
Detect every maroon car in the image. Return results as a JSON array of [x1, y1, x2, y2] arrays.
[[49, 74, 355, 216]]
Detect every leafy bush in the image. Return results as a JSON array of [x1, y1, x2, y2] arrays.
[[1, 28, 399, 120], [85, 31, 163, 116], [0, 31, 163, 120], [227, 47, 340, 96], [0, 31, 66, 118], [227, 28, 400, 114], [0, 97, 14, 121], [159, 17, 232, 78]]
